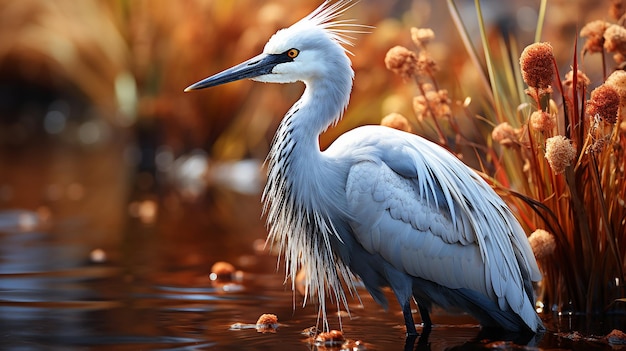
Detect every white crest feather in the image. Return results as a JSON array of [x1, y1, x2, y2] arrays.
[[292, 0, 370, 55]]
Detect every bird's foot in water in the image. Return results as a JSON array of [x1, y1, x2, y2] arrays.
[[404, 326, 431, 351]]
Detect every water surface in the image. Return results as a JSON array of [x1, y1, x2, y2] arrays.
[[0, 141, 621, 350]]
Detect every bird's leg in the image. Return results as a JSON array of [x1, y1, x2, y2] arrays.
[[417, 302, 432, 331], [402, 320, 432, 351], [403, 334, 418, 351], [401, 301, 418, 336], [415, 326, 432, 351]]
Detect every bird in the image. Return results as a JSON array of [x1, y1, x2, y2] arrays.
[[185, 0, 544, 336]]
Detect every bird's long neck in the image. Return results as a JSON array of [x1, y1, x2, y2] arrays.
[[267, 67, 353, 189], [263, 69, 354, 330], [266, 77, 351, 210], [283, 76, 352, 148]]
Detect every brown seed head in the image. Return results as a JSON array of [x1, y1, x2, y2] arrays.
[[256, 313, 278, 325], [411, 27, 435, 47], [580, 20, 610, 54], [381, 113, 413, 132], [606, 70, 626, 117], [520, 42, 555, 90], [530, 110, 556, 132], [563, 69, 591, 91], [492, 122, 519, 147], [604, 24, 626, 55], [412, 89, 451, 121], [209, 261, 235, 281], [586, 84, 620, 124], [413, 96, 428, 122], [545, 135, 576, 174], [315, 330, 345, 346], [385, 46, 418, 79], [609, 0, 625, 21], [255, 313, 279, 333], [589, 137, 609, 154], [430, 89, 451, 118], [528, 229, 557, 259], [416, 51, 439, 76]]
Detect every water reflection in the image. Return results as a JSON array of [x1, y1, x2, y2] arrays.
[[0, 141, 621, 351]]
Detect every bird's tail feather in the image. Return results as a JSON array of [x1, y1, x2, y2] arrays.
[[455, 288, 538, 332], [412, 279, 542, 332]]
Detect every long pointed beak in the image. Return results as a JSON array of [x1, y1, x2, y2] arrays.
[[184, 52, 289, 92]]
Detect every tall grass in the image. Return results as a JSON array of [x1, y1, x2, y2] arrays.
[[450, 0, 626, 315], [386, 0, 626, 315]]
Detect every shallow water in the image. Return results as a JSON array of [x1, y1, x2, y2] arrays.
[[0, 141, 622, 350]]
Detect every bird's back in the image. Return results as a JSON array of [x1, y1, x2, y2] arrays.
[[324, 125, 543, 332]]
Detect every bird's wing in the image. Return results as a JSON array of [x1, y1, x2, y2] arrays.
[[332, 126, 540, 316]]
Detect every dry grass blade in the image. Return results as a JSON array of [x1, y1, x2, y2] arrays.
[[439, 0, 626, 315]]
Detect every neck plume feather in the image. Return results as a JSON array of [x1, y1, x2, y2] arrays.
[[262, 76, 355, 330]]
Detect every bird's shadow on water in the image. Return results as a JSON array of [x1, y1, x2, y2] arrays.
[[403, 327, 543, 351]]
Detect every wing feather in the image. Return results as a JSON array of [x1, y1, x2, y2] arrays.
[[334, 125, 541, 331], [346, 160, 488, 293]]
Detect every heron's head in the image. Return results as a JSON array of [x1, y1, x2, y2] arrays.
[[184, 1, 364, 92]]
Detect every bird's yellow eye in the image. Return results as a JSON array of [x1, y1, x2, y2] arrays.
[[287, 48, 300, 59]]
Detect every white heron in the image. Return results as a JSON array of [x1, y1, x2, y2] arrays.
[[185, 0, 543, 336]]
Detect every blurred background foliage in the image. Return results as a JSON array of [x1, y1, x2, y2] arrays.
[[0, 0, 611, 246], [0, 0, 608, 148], [1, 0, 608, 160]]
